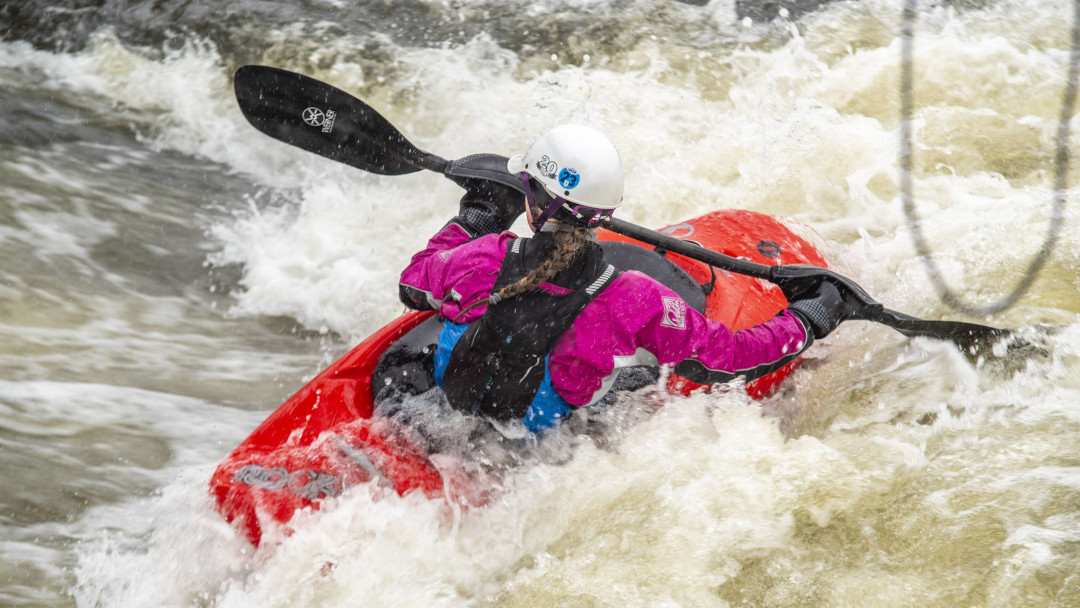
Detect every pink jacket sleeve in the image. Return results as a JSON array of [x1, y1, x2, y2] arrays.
[[398, 223, 516, 323], [549, 270, 811, 406]]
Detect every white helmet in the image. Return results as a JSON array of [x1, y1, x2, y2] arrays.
[[507, 124, 624, 228]]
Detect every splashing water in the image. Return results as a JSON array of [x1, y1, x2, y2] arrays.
[[1, 0, 1078, 606]]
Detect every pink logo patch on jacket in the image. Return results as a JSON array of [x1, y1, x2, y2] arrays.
[[660, 296, 687, 330]]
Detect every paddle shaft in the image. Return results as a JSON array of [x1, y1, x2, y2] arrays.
[[232, 65, 1007, 348], [608, 217, 1008, 346]]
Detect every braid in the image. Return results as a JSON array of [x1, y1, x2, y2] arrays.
[[496, 227, 591, 302], [452, 226, 592, 323]]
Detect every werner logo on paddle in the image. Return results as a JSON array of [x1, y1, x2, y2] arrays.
[[302, 106, 337, 134]]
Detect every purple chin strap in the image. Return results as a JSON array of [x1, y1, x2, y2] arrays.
[[521, 173, 566, 231], [521, 173, 614, 231]]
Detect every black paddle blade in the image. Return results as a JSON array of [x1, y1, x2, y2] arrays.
[[873, 308, 1011, 351], [769, 264, 1010, 348], [233, 65, 447, 175]]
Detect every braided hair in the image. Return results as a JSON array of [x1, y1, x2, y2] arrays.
[[454, 224, 592, 321], [495, 225, 591, 302]]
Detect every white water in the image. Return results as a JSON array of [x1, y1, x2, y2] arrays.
[[1, 0, 1078, 606]]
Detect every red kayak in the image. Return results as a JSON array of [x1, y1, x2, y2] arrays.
[[210, 209, 829, 546]]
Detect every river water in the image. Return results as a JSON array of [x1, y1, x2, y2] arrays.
[[2, 0, 1078, 606]]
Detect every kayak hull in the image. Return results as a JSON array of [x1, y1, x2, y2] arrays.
[[210, 209, 828, 545]]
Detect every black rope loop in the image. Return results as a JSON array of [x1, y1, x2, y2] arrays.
[[899, 0, 1077, 316]]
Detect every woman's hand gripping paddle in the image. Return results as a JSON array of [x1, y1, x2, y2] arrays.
[[232, 65, 1011, 350]]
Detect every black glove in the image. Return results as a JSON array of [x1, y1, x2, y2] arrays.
[[398, 284, 434, 311], [786, 280, 861, 339], [454, 181, 523, 236], [445, 154, 526, 236]]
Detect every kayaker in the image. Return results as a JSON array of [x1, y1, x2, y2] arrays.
[[399, 125, 857, 432]]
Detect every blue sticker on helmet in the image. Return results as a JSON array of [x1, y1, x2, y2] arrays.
[[558, 168, 580, 189]]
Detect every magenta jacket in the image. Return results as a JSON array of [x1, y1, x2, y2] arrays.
[[399, 223, 811, 407]]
